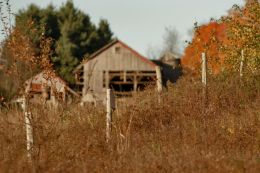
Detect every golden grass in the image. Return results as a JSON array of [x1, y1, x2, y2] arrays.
[[0, 74, 259, 173]]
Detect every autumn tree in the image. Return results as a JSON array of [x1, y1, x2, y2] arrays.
[[181, 22, 227, 74], [181, 0, 259, 76], [0, 23, 54, 101], [222, 0, 260, 74]]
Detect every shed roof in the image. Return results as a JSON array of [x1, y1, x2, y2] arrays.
[[74, 39, 157, 73], [25, 71, 79, 97], [160, 52, 181, 60]]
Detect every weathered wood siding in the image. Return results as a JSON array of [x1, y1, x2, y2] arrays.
[[83, 42, 156, 100]]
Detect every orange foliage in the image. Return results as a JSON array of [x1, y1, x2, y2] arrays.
[[181, 22, 228, 74], [182, 1, 259, 75]]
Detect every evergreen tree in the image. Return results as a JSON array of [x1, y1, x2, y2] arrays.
[[13, 0, 113, 85], [15, 4, 42, 54], [97, 19, 113, 48]]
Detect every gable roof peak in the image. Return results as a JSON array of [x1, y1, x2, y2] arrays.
[[74, 39, 157, 73]]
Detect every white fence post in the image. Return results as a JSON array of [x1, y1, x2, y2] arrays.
[[21, 96, 33, 160], [240, 49, 245, 78], [156, 66, 163, 104], [106, 89, 115, 142], [201, 52, 207, 87], [155, 66, 163, 93], [201, 52, 208, 106]]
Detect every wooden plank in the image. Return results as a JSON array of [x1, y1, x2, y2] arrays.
[[105, 71, 109, 89]]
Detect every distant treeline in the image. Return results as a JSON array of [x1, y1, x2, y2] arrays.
[[4, 0, 113, 84]]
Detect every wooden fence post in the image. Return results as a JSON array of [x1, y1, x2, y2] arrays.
[[156, 66, 163, 104], [240, 49, 245, 78], [201, 52, 207, 86], [201, 52, 208, 106], [21, 96, 33, 160], [155, 66, 163, 93], [106, 89, 115, 142]]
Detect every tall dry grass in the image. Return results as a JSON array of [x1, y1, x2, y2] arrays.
[[0, 73, 259, 173]]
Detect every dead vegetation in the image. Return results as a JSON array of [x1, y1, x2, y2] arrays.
[[0, 73, 259, 173], [0, 1, 259, 172]]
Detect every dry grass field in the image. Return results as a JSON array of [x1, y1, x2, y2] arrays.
[[0, 74, 259, 173]]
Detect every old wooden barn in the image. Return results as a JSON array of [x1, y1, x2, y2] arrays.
[[74, 39, 161, 103]]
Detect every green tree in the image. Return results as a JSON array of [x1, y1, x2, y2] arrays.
[[15, 4, 41, 53], [14, 0, 113, 85], [15, 4, 59, 55], [97, 19, 113, 49]]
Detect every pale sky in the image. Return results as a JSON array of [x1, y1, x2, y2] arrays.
[[8, 0, 245, 56]]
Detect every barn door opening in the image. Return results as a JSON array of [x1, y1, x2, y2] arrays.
[[103, 71, 156, 96], [109, 75, 133, 94]]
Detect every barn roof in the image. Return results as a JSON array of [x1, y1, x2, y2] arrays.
[[74, 39, 157, 73], [25, 71, 66, 87]]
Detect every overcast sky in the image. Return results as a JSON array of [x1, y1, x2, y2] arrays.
[[8, 0, 245, 55]]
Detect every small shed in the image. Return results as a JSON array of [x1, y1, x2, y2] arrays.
[[25, 71, 79, 106], [74, 39, 160, 103], [153, 52, 182, 86], [160, 52, 181, 68]]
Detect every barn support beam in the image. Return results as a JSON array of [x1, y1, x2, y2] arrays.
[[83, 71, 87, 96], [105, 70, 109, 89], [123, 71, 127, 82], [133, 75, 138, 92]]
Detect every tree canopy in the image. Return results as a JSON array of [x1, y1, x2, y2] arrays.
[[181, 0, 259, 75], [223, 0, 260, 74], [14, 1, 113, 84], [181, 22, 227, 74]]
